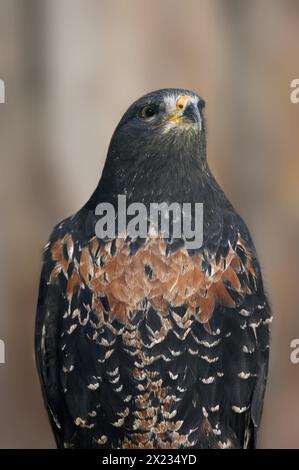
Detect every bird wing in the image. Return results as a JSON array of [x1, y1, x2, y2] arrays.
[[35, 250, 66, 448], [196, 208, 271, 448], [35, 209, 271, 449]]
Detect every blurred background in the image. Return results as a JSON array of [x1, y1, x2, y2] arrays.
[[0, 0, 298, 448]]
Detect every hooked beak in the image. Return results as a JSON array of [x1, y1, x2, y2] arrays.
[[163, 95, 200, 125]]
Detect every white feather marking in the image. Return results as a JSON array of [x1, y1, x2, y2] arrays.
[[87, 383, 99, 390], [169, 349, 182, 357], [67, 324, 77, 334], [107, 367, 119, 376], [232, 405, 248, 413], [188, 348, 199, 355], [169, 371, 179, 380], [201, 376, 215, 384], [200, 355, 219, 363], [97, 435, 108, 445], [210, 405, 219, 412], [263, 316, 273, 324], [238, 372, 251, 379], [112, 417, 125, 427], [240, 309, 250, 316]]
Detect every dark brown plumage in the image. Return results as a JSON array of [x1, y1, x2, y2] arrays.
[[35, 88, 271, 448]]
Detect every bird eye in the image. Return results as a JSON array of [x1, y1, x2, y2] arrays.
[[139, 105, 157, 119]]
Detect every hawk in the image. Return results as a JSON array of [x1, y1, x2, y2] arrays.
[[35, 88, 271, 449]]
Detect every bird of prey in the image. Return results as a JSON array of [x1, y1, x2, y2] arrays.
[[35, 88, 271, 449]]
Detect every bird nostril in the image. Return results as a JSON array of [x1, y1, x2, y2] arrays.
[[176, 95, 191, 111]]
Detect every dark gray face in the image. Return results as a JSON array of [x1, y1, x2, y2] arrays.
[[115, 88, 205, 141], [100, 88, 207, 204]]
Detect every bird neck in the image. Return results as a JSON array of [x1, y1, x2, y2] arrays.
[[86, 130, 231, 212], [88, 163, 230, 216]]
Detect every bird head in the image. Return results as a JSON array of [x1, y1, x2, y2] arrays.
[[100, 88, 207, 203], [113, 88, 205, 138]]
